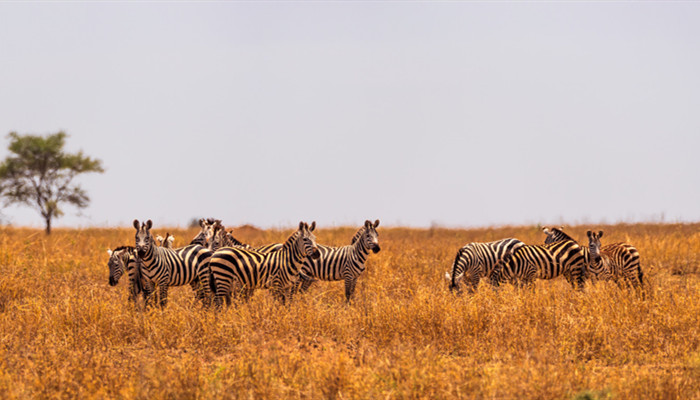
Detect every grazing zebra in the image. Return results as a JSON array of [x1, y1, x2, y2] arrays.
[[133, 219, 215, 308], [107, 246, 154, 303], [209, 221, 320, 306], [543, 227, 643, 288], [297, 219, 381, 302], [490, 233, 586, 289], [445, 238, 525, 293]]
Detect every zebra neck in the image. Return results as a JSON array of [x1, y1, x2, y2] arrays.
[[352, 236, 370, 262]]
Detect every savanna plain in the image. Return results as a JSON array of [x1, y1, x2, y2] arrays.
[[0, 223, 699, 399]]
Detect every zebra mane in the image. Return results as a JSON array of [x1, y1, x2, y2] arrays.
[[543, 226, 576, 244], [112, 245, 135, 253], [350, 226, 365, 245]]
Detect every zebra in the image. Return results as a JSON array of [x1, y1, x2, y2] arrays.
[[133, 219, 215, 308], [586, 230, 644, 289], [210, 223, 283, 253], [490, 232, 587, 289], [296, 219, 381, 302], [107, 246, 154, 303], [156, 233, 175, 248], [542, 227, 643, 288], [208, 221, 320, 306], [445, 238, 525, 293], [189, 218, 220, 247]]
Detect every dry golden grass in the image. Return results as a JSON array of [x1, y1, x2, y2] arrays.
[[0, 223, 699, 399]]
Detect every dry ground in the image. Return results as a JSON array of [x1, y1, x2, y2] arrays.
[[0, 223, 698, 399]]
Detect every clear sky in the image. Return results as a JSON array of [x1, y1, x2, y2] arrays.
[[0, 2, 698, 229]]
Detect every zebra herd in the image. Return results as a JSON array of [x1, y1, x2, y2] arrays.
[[446, 226, 643, 293], [107, 221, 643, 309], [107, 218, 382, 308]]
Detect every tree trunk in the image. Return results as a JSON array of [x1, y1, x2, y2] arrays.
[[45, 216, 52, 235]]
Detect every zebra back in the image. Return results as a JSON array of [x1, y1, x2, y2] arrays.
[[491, 237, 586, 288], [448, 238, 524, 292], [209, 222, 319, 304]]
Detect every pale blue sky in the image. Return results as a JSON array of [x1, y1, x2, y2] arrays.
[[1, 2, 698, 229]]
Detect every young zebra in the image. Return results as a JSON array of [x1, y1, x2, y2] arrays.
[[586, 230, 644, 289], [543, 227, 643, 288], [133, 219, 215, 308], [107, 246, 154, 303], [296, 219, 381, 302], [490, 233, 587, 289], [209, 221, 320, 306], [445, 238, 525, 293]]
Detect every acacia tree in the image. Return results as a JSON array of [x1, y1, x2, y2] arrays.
[[0, 131, 104, 234]]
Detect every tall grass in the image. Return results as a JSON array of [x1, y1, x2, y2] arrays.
[[0, 223, 698, 399]]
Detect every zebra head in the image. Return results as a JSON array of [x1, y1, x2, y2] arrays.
[[191, 218, 219, 247], [107, 247, 127, 286], [586, 230, 604, 264], [362, 219, 381, 253], [297, 221, 320, 260], [448, 247, 469, 292], [133, 219, 153, 258]]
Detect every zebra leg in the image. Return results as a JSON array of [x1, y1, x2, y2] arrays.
[[158, 285, 169, 308], [344, 277, 358, 302]]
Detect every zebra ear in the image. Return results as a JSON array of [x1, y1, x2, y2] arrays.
[[107, 249, 113, 256], [365, 220, 371, 228], [299, 221, 305, 231], [199, 218, 206, 228], [598, 231, 604, 238], [309, 221, 316, 232], [586, 230, 593, 238], [444, 272, 451, 281], [542, 227, 550, 234], [133, 219, 140, 230], [374, 219, 380, 228], [146, 220, 153, 230]]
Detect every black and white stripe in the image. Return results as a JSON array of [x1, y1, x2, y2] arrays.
[[107, 246, 154, 303], [490, 232, 586, 288], [445, 238, 525, 293], [297, 219, 381, 301], [209, 221, 320, 306], [542, 227, 643, 288], [133, 219, 214, 308]]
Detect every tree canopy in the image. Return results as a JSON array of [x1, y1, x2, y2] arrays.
[[0, 131, 104, 234]]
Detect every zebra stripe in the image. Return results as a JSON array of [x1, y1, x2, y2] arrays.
[[209, 221, 320, 306], [298, 219, 381, 301], [190, 218, 220, 247], [107, 246, 154, 303], [445, 238, 525, 293], [586, 230, 644, 289], [490, 233, 586, 288], [543, 227, 643, 288], [134, 219, 214, 308], [210, 225, 284, 253]]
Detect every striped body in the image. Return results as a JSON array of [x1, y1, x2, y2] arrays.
[[586, 230, 644, 288], [543, 227, 643, 287], [134, 219, 214, 307], [209, 222, 320, 306], [107, 246, 154, 303], [298, 219, 381, 301], [490, 237, 586, 288], [446, 238, 525, 292]]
